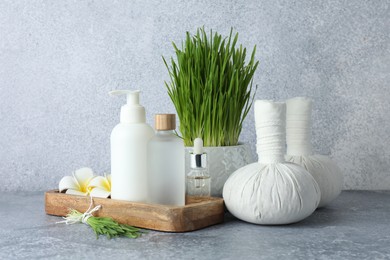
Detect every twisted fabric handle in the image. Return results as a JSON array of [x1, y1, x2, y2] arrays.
[[286, 97, 313, 156], [254, 100, 286, 164]]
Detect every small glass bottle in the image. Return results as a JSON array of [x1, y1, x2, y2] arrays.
[[187, 138, 211, 197], [148, 114, 185, 206]]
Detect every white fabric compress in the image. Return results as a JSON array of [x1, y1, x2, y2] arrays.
[[223, 100, 321, 225], [285, 97, 343, 208]]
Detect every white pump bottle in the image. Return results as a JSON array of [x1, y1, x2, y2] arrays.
[[110, 90, 154, 202]]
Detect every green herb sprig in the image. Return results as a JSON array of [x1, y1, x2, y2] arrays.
[[163, 27, 259, 147], [64, 209, 146, 239]]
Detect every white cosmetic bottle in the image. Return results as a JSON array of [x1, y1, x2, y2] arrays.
[[110, 90, 154, 202], [148, 114, 185, 206]]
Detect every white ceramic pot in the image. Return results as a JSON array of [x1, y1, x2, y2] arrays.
[[185, 143, 254, 197]]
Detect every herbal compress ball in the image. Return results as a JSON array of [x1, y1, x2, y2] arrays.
[[285, 97, 343, 208], [223, 100, 320, 225]]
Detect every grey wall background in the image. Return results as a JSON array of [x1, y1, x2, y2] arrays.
[[0, 0, 389, 191]]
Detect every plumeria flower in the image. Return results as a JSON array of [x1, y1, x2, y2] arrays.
[[87, 174, 111, 198], [59, 167, 94, 196]]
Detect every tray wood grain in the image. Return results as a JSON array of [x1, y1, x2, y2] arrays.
[[45, 190, 224, 232]]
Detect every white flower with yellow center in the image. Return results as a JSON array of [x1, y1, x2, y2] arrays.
[[87, 174, 111, 198], [59, 167, 94, 196]]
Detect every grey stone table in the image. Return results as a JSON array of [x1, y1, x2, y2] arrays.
[[0, 191, 389, 259]]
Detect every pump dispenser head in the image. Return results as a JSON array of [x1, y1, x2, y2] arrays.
[[109, 90, 146, 123]]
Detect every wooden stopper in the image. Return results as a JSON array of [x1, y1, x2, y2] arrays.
[[155, 114, 176, 130]]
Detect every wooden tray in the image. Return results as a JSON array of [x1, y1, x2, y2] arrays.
[[45, 190, 224, 232]]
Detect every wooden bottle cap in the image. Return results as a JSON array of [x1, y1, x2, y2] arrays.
[[155, 114, 176, 130]]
